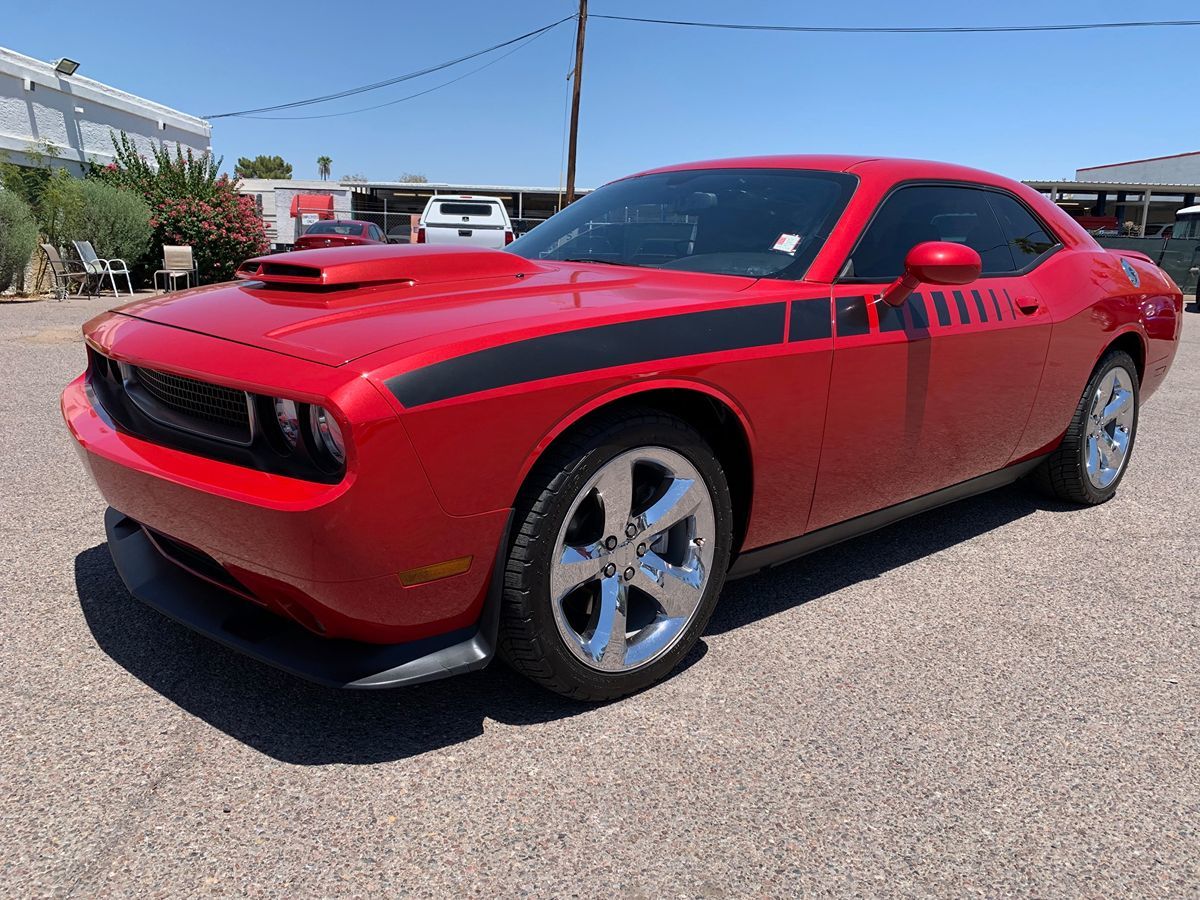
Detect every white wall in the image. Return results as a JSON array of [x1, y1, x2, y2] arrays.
[[0, 46, 210, 172], [1076, 153, 1200, 185]]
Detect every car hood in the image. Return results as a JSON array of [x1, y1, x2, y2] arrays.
[[112, 245, 762, 367]]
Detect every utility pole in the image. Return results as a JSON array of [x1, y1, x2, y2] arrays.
[[565, 0, 587, 204]]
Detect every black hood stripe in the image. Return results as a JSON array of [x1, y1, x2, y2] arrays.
[[388, 301, 790, 408]]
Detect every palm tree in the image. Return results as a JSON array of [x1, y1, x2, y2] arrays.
[[317, 156, 332, 181]]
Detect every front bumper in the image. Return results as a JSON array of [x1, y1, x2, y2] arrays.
[[105, 507, 505, 688], [64, 311, 511, 649]]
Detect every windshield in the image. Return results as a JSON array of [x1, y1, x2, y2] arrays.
[[508, 168, 856, 279], [1173, 214, 1200, 240]]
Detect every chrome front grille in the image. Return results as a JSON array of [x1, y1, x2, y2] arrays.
[[132, 366, 250, 429]]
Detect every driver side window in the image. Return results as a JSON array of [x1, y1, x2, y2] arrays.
[[848, 185, 1014, 280]]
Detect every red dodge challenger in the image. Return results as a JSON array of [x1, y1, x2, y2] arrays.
[[63, 156, 1183, 700]]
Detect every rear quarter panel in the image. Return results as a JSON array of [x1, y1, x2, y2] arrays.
[[1013, 249, 1181, 460]]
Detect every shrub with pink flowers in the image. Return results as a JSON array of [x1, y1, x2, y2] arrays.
[[94, 132, 267, 283]]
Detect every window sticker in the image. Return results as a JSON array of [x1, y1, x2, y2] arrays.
[[772, 233, 802, 254]]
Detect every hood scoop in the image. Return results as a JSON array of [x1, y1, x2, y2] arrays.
[[236, 244, 538, 290]]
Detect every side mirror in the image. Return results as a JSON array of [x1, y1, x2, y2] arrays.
[[880, 241, 982, 307]]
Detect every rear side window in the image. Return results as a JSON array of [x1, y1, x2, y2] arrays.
[[849, 185, 1014, 280], [439, 202, 498, 217], [985, 192, 1059, 266]]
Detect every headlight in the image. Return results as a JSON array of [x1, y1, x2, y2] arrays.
[[273, 398, 301, 448], [309, 405, 345, 464]]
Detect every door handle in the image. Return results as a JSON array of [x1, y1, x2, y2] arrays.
[[1014, 295, 1042, 315]]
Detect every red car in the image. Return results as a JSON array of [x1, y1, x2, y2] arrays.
[[63, 156, 1183, 701], [292, 219, 386, 251]]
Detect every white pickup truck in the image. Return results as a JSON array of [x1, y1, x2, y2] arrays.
[[415, 195, 515, 249]]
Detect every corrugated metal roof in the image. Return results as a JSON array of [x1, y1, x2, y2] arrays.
[[1024, 179, 1200, 190]]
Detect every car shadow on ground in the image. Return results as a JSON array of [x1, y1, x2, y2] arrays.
[[75, 480, 1077, 766], [707, 480, 1077, 635]]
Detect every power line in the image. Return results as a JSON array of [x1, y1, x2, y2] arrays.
[[204, 16, 573, 119], [235, 26, 562, 121], [592, 13, 1200, 34]]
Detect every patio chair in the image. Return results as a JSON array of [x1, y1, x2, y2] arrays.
[[41, 243, 93, 300], [73, 240, 133, 296], [154, 245, 197, 292]]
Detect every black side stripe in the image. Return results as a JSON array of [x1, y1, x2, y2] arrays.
[[988, 288, 1004, 320], [1002, 287, 1018, 318], [835, 295, 870, 337], [387, 302, 787, 407], [952, 290, 971, 324], [879, 292, 929, 333], [788, 298, 833, 342], [971, 289, 989, 323], [930, 290, 952, 327]]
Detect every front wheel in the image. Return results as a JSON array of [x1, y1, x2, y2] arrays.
[[497, 411, 733, 701], [1034, 349, 1139, 505]]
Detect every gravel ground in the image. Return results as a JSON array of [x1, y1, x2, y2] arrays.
[[1, 293, 1197, 898]]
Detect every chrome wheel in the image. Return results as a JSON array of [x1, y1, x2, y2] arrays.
[[549, 446, 716, 673], [1084, 364, 1135, 490]]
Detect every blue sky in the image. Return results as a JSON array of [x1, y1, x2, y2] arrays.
[[6, 1, 1198, 187]]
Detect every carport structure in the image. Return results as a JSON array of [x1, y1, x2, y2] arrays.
[[1024, 178, 1200, 235], [347, 180, 592, 238]]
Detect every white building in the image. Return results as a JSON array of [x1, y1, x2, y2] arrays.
[[0, 46, 210, 172], [1075, 151, 1200, 184]]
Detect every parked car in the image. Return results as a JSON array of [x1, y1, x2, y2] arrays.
[[64, 155, 1183, 701], [293, 219, 385, 251], [386, 223, 412, 244], [415, 194, 514, 248]]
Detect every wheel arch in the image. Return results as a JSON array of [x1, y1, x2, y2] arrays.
[[1102, 327, 1147, 384], [513, 380, 758, 555]]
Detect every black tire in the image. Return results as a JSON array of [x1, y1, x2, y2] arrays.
[[1033, 349, 1139, 505], [497, 409, 733, 701]]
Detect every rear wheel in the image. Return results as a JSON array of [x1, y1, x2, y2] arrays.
[[1034, 349, 1139, 505], [498, 411, 732, 701]]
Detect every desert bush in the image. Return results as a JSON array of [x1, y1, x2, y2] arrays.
[[65, 179, 152, 266], [0, 190, 38, 292]]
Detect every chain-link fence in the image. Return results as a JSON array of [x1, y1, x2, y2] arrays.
[[291, 209, 550, 244]]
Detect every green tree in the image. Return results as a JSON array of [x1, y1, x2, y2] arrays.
[[0, 140, 63, 209], [234, 155, 293, 179], [37, 168, 85, 251], [94, 132, 267, 283], [0, 190, 38, 293], [317, 156, 332, 181], [398, 172, 428, 183]]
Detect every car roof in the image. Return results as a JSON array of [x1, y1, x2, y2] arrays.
[[628, 154, 1021, 189]]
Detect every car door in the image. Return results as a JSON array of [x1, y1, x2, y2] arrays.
[[806, 183, 1057, 531]]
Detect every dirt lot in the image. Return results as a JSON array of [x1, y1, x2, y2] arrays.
[[2, 294, 1197, 897]]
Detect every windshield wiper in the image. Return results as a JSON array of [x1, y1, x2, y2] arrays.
[[557, 256, 636, 267]]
